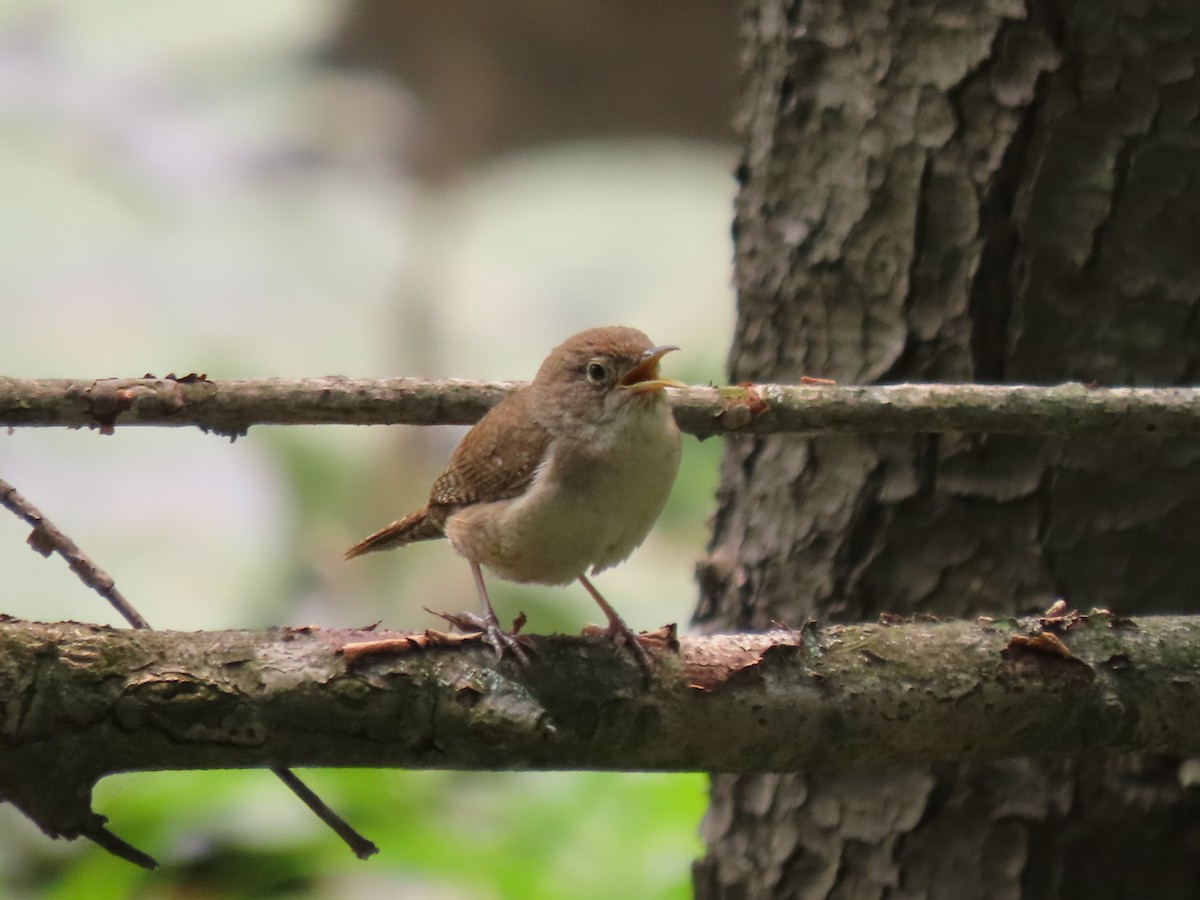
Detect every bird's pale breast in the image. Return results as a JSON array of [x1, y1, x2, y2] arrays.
[[444, 401, 681, 585]]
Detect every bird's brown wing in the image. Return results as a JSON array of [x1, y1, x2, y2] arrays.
[[430, 390, 550, 509], [344, 393, 548, 560]]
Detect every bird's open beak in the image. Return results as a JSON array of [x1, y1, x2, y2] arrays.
[[620, 345, 685, 394]]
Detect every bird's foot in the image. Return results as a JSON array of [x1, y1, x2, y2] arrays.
[[426, 608, 533, 666], [484, 618, 533, 666], [576, 574, 658, 676], [603, 618, 656, 676]]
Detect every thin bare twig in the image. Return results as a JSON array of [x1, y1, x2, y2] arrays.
[[269, 767, 378, 860], [85, 823, 161, 871], [5, 376, 1200, 438], [0, 477, 150, 629], [0, 476, 377, 864]]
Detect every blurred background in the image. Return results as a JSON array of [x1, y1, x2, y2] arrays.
[[0, 1, 738, 896]]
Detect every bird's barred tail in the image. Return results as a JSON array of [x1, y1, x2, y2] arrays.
[[343, 507, 445, 559]]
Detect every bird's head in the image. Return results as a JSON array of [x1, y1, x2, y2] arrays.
[[532, 326, 683, 430]]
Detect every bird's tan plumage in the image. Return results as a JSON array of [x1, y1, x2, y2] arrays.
[[344, 325, 682, 669]]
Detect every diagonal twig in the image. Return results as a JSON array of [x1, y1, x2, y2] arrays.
[[85, 822, 161, 870], [0, 476, 378, 864], [269, 767, 377, 860], [1, 477, 151, 629]]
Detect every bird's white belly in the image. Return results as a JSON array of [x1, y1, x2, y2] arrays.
[[445, 406, 681, 585]]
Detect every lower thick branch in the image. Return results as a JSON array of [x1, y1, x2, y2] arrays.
[[3, 612, 1199, 851]]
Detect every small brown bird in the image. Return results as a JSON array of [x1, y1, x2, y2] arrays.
[[345, 326, 684, 669]]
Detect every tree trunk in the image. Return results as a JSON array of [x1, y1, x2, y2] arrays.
[[696, 1, 1200, 897]]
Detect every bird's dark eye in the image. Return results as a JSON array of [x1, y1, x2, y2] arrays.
[[586, 361, 609, 385]]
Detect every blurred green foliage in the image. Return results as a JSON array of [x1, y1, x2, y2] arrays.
[[10, 770, 707, 900]]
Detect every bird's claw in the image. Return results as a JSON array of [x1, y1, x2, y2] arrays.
[[484, 618, 532, 666], [604, 619, 655, 676], [426, 608, 532, 666]]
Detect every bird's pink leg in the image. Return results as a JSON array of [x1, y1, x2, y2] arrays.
[[578, 574, 654, 674], [470, 562, 531, 665]]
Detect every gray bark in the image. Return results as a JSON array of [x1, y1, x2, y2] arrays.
[[13, 376, 1200, 438], [697, 0, 1200, 897], [5, 613, 1200, 857]]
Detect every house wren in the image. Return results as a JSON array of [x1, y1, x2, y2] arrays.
[[345, 325, 683, 670]]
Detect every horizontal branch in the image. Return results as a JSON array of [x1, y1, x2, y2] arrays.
[[3, 610, 1199, 859], [2, 376, 1198, 437], [0, 375, 512, 438]]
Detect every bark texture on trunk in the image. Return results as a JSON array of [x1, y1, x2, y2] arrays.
[[696, 1, 1200, 897]]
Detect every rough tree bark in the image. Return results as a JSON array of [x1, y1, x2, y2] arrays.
[[10, 611, 1200, 811], [695, 1, 1200, 898]]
